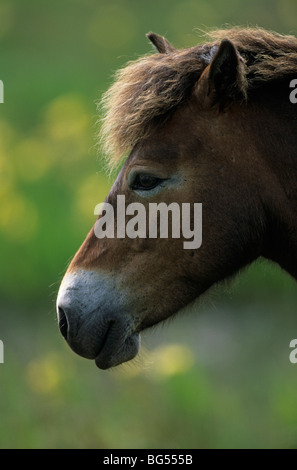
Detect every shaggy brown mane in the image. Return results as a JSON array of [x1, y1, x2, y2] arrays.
[[98, 27, 297, 167]]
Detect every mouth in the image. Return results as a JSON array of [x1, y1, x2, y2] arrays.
[[57, 269, 142, 369], [94, 326, 140, 369], [59, 310, 140, 369]]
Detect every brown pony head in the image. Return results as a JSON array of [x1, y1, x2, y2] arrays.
[[57, 28, 297, 369]]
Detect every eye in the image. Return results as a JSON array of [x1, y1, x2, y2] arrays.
[[130, 174, 165, 191]]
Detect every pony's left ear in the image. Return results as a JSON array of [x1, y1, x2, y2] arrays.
[[196, 39, 247, 108]]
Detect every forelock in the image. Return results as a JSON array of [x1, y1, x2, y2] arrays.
[[98, 27, 297, 168]]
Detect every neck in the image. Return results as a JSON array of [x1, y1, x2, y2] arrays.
[[252, 81, 297, 278]]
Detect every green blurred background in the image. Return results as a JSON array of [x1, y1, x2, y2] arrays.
[[1, 0, 297, 449]]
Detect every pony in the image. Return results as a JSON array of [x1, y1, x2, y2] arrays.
[[56, 27, 297, 369]]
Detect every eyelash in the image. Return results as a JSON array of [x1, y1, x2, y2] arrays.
[[131, 174, 165, 191]]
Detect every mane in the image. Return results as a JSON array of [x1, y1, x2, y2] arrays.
[[98, 27, 297, 167]]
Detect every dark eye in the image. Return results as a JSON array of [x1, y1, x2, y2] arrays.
[[131, 174, 164, 191]]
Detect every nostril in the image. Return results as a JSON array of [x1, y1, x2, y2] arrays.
[[58, 307, 68, 339]]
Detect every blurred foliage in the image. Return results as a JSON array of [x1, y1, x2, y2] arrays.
[[1, 0, 297, 449]]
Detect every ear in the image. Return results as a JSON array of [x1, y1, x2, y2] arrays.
[[196, 39, 247, 108], [146, 32, 175, 54]]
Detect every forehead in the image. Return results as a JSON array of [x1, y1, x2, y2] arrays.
[[127, 141, 179, 167], [125, 103, 200, 167]]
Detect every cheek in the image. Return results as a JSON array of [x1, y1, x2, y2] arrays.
[[117, 239, 187, 296]]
